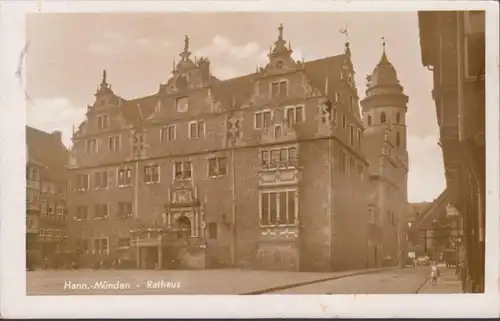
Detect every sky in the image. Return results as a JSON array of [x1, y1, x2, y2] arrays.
[[25, 12, 445, 203]]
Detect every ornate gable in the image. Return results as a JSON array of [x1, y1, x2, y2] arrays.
[[261, 24, 303, 77], [159, 36, 213, 96]]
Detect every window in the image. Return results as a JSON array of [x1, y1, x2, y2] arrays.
[[349, 96, 354, 112], [76, 239, 89, 254], [208, 157, 227, 177], [117, 237, 131, 248], [94, 171, 108, 189], [56, 205, 64, 216], [396, 112, 401, 124], [40, 200, 47, 215], [396, 132, 401, 147], [174, 161, 192, 180], [161, 125, 176, 142], [144, 165, 160, 183], [118, 202, 133, 219], [176, 96, 189, 112], [380, 112, 387, 123], [108, 135, 121, 152], [94, 204, 109, 220], [349, 157, 355, 175], [255, 110, 272, 129], [93, 237, 109, 255], [274, 125, 283, 138], [368, 115, 372, 126], [339, 150, 347, 174], [74, 174, 89, 191], [208, 223, 218, 239], [261, 147, 298, 168], [189, 120, 205, 139], [285, 105, 304, 127], [97, 115, 109, 130], [335, 92, 340, 103], [117, 168, 132, 186], [464, 12, 485, 79], [75, 206, 88, 221], [349, 126, 355, 146], [260, 190, 297, 226], [85, 139, 98, 154], [342, 115, 347, 129], [357, 129, 362, 148], [271, 80, 288, 98]]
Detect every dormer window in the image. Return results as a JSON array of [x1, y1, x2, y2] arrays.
[[97, 115, 109, 130], [270, 80, 288, 99], [176, 96, 189, 113]]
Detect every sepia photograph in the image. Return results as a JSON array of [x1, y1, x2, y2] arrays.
[[0, 0, 498, 319]]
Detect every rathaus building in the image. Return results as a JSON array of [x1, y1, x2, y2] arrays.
[[67, 25, 409, 272]]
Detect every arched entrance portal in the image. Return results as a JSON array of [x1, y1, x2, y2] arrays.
[[175, 215, 192, 239]]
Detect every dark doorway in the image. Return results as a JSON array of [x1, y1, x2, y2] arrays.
[[175, 215, 191, 238], [144, 247, 158, 269]]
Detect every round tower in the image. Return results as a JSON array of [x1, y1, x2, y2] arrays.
[[361, 42, 409, 158]]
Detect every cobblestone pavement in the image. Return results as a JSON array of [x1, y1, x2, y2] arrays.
[[27, 267, 396, 295], [418, 267, 462, 294], [272, 267, 432, 294]]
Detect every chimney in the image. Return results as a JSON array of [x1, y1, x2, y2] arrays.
[[51, 130, 63, 142]]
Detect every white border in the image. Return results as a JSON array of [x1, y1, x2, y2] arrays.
[[0, 1, 499, 319]]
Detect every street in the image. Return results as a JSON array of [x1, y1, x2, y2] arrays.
[[26, 266, 461, 295]]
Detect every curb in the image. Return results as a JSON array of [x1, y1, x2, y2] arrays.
[[240, 267, 399, 295]]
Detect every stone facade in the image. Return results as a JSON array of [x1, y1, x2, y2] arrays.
[[68, 26, 407, 271]]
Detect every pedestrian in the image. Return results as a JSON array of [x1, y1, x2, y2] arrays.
[[430, 261, 440, 286]]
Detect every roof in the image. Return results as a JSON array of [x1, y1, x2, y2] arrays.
[[411, 189, 450, 230], [26, 126, 68, 182], [94, 53, 347, 128]]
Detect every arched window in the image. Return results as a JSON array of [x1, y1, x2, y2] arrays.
[[367, 115, 372, 126], [380, 112, 387, 123], [274, 125, 283, 138], [396, 132, 401, 147], [396, 112, 401, 124]]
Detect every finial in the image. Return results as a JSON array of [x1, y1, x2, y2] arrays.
[[381, 36, 386, 53], [102, 69, 107, 85], [184, 35, 190, 53], [288, 41, 292, 51], [172, 59, 176, 72], [269, 45, 272, 54], [278, 23, 284, 40]]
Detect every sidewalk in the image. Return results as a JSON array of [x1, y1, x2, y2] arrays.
[[419, 267, 462, 293]]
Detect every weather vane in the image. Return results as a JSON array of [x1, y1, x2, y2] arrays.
[[339, 23, 349, 42]]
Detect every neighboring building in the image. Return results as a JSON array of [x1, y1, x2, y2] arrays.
[[68, 25, 408, 272], [361, 45, 410, 267], [26, 127, 69, 267], [418, 11, 485, 292]]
